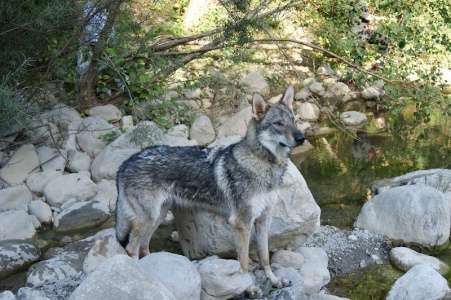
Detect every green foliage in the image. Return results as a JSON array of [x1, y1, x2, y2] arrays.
[[99, 129, 124, 144]]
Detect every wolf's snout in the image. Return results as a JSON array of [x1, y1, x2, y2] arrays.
[[294, 132, 305, 146]]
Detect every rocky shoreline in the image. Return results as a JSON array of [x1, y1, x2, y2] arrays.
[[0, 71, 450, 299]]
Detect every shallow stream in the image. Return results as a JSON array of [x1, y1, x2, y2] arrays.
[[292, 112, 451, 298]]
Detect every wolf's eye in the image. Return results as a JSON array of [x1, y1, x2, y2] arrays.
[[275, 121, 284, 126]]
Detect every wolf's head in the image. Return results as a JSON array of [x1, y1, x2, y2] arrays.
[[251, 86, 305, 161]]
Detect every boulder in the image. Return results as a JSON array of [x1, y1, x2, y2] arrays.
[[240, 72, 270, 96], [386, 264, 450, 300], [42, 172, 97, 207], [196, 256, 253, 300], [67, 150, 91, 173], [69, 255, 177, 300], [216, 106, 252, 139], [0, 144, 40, 184], [16, 287, 49, 300], [371, 169, 451, 195], [168, 124, 190, 138], [355, 185, 450, 247], [0, 210, 39, 241], [139, 252, 201, 300], [0, 240, 40, 280], [299, 261, 330, 295], [90, 179, 117, 212], [27, 252, 82, 287], [0, 185, 32, 212], [26, 169, 61, 193], [390, 247, 450, 275], [174, 161, 320, 259], [294, 88, 312, 101], [296, 102, 320, 121], [190, 115, 215, 146], [361, 86, 381, 100], [76, 117, 117, 155], [53, 201, 110, 233], [62, 120, 81, 151], [88, 104, 122, 122], [182, 88, 202, 99], [35, 147, 66, 172], [0, 291, 16, 300], [41, 104, 82, 131], [28, 199, 53, 224], [339, 111, 367, 127], [83, 229, 127, 274], [270, 250, 304, 269]]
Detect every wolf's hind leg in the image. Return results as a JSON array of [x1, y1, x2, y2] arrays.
[[139, 204, 170, 257], [255, 211, 290, 288]]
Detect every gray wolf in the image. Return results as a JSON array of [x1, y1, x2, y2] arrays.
[[115, 85, 305, 296]]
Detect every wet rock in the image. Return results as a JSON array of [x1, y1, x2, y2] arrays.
[[139, 252, 201, 300], [389, 247, 450, 275], [76, 117, 117, 156], [69, 255, 177, 300], [196, 256, 252, 300], [82, 229, 127, 274], [53, 201, 109, 233], [0, 240, 40, 280]]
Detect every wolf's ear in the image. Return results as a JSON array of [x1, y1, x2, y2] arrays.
[[280, 85, 294, 111], [252, 93, 269, 120]]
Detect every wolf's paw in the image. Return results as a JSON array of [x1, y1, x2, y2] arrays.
[[246, 285, 263, 299], [271, 277, 291, 289]]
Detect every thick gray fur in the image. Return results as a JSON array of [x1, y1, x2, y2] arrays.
[[115, 85, 305, 296]]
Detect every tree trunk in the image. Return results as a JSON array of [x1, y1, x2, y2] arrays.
[[77, 0, 123, 110]]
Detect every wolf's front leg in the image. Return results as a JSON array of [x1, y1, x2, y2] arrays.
[[255, 212, 291, 288]]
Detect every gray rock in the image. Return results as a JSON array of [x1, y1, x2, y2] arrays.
[[296, 102, 320, 121], [302, 78, 316, 87], [90, 179, 117, 212], [308, 82, 327, 97], [36, 147, 66, 172], [0, 185, 32, 212], [120, 115, 134, 129], [69, 255, 177, 300], [386, 264, 450, 300], [28, 199, 52, 223], [168, 124, 189, 138], [62, 120, 81, 151], [294, 88, 312, 101], [270, 250, 304, 269], [316, 65, 336, 77], [0, 144, 40, 184], [43, 172, 97, 207], [190, 115, 215, 146], [0, 210, 39, 241], [174, 161, 320, 260], [216, 107, 252, 139], [308, 294, 349, 300], [326, 82, 351, 104], [390, 247, 450, 275], [139, 252, 201, 300], [355, 185, 450, 247], [299, 261, 330, 295], [88, 104, 122, 122], [16, 287, 49, 300], [339, 111, 367, 127], [82, 229, 127, 274], [183, 88, 202, 99], [53, 201, 109, 233], [196, 256, 253, 300], [27, 252, 82, 288], [0, 291, 16, 300], [361, 86, 381, 100], [296, 247, 329, 268], [41, 104, 82, 132], [67, 150, 91, 173], [240, 72, 270, 96], [26, 169, 61, 194], [76, 117, 117, 155], [270, 267, 305, 300], [0, 240, 40, 280]]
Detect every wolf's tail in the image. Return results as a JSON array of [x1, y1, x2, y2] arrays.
[[115, 182, 131, 249]]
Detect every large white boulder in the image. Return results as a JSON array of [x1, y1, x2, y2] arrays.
[[76, 117, 117, 155], [0, 210, 39, 241], [355, 185, 450, 247], [0, 144, 40, 184], [390, 247, 450, 275], [69, 255, 177, 300], [190, 115, 215, 146], [240, 72, 270, 96], [0, 185, 32, 212], [88, 104, 122, 122]]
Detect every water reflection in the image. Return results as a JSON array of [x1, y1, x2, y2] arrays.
[[293, 116, 451, 210]]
